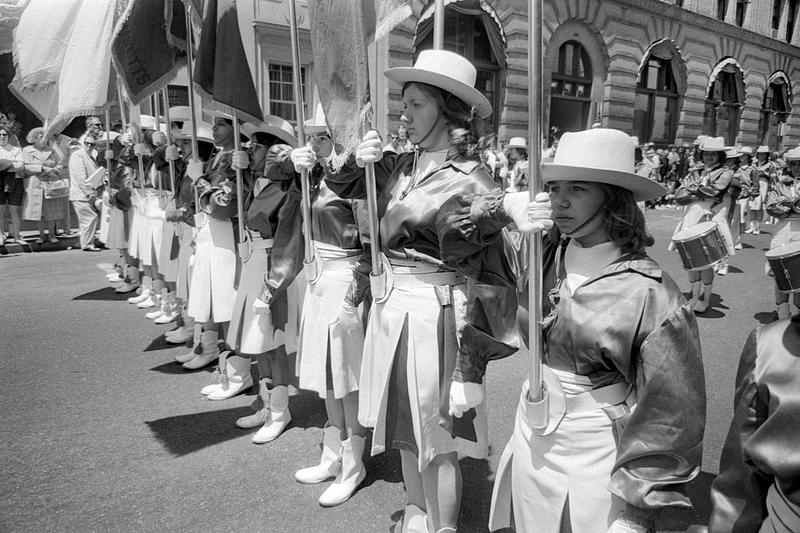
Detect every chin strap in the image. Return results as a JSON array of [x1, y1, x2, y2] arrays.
[[560, 198, 612, 237]]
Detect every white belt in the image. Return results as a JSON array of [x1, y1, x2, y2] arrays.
[[249, 237, 274, 251], [564, 381, 629, 413], [391, 270, 465, 289]]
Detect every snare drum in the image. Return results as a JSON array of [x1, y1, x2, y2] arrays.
[[672, 221, 729, 271], [765, 240, 800, 293]]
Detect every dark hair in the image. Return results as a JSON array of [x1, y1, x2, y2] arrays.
[[597, 183, 654, 255], [402, 82, 485, 159]]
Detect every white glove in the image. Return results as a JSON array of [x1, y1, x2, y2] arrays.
[[607, 518, 650, 533], [104, 149, 115, 161], [449, 381, 484, 418], [164, 145, 180, 161], [253, 298, 271, 315], [337, 304, 360, 330], [290, 146, 317, 173], [356, 130, 383, 167], [120, 132, 133, 146], [133, 142, 148, 156], [186, 161, 205, 182], [503, 191, 553, 233], [151, 131, 167, 146], [231, 150, 249, 170]]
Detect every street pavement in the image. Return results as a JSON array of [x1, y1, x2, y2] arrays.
[[0, 208, 781, 533]]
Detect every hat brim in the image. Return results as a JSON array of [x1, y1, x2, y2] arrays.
[[242, 123, 297, 146], [385, 67, 492, 119], [303, 124, 328, 135], [542, 163, 667, 202]]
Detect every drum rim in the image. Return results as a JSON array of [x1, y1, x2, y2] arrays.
[[765, 240, 800, 258], [672, 221, 719, 243]]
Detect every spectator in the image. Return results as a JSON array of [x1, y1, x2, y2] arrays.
[[49, 129, 75, 236], [22, 127, 68, 244], [79, 116, 104, 148], [68, 136, 105, 251], [0, 125, 25, 246], [500, 136, 529, 192], [5, 112, 23, 139], [395, 125, 413, 153]]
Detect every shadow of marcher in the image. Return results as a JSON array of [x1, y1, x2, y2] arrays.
[[146, 406, 256, 456], [695, 293, 729, 319], [458, 455, 495, 532], [73, 286, 132, 301], [659, 470, 716, 529], [754, 311, 778, 325], [144, 334, 183, 352]]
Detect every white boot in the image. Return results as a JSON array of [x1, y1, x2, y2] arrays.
[[252, 385, 291, 443], [116, 267, 141, 293], [687, 281, 701, 309], [401, 504, 430, 533], [145, 299, 166, 319], [127, 287, 151, 304], [693, 283, 713, 314], [236, 378, 272, 428], [137, 292, 159, 309], [208, 355, 253, 400], [201, 351, 228, 396], [183, 329, 220, 370], [155, 297, 179, 324], [166, 313, 194, 343], [295, 426, 342, 484], [318, 434, 366, 507], [777, 302, 791, 320], [174, 324, 203, 363]]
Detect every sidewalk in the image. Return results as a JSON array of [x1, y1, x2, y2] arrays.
[[0, 230, 83, 254]]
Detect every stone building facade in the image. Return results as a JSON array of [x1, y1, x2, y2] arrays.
[[250, 0, 800, 150]]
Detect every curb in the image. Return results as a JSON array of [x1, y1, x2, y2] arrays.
[[1, 235, 83, 254]]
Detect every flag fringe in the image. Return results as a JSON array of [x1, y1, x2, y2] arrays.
[[373, 5, 411, 41], [328, 101, 372, 173]]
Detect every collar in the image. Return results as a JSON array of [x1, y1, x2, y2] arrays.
[[605, 252, 663, 281]]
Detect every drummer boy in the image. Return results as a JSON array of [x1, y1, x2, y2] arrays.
[[765, 146, 800, 319]]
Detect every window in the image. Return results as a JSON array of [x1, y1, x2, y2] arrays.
[[787, 0, 799, 41], [634, 56, 679, 145], [773, 0, 783, 30], [759, 75, 791, 148], [268, 63, 306, 122], [549, 41, 593, 134], [676, 0, 684, 6], [416, 5, 502, 131], [718, 0, 728, 20], [735, 0, 747, 26], [704, 67, 742, 145]]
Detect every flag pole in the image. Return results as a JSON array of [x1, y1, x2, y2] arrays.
[[162, 88, 177, 195], [527, 0, 545, 404], [153, 94, 163, 193], [433, 0, 445, 49], [184, 1, 201, 215], [231, 113, 246, 245], [288, 0, 314, 266]]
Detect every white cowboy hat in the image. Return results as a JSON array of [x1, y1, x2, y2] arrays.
[[693, 135, 709, 146], [542, 128, 667, 202], [303, 102, 328, 135], [784, 146, 800, 161], [384, 49, 492, 119], [507, 137, 527, 150], [737, 146, 753, 156], [179, 121, 213, 144], [724, 147, 738, 159], [168, 106, 193, 123], [699, 136, 726, 153], [756, 145, 771, 154], [241, 115, 298, 146]]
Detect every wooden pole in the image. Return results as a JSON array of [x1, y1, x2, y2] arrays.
[[527, 0, 545, 402], [232, 113, 246, 243], [433, 0, 445, 49], [162, 88, 177, 194], [288, 0, 314, 265], [184, 2, 201, 214]]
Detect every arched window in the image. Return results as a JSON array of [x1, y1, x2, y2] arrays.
[[634, 56, 679, 145], [548, 41, 592, 135], [704, 60, 744, 145], [759, 73, 792, 148], [415, 1, 505, 131]]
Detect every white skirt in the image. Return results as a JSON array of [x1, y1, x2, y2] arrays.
[[175, 223, 194, 302], [297, 260, 365, 398], [489, 374, 625, 533], [187, 214, 237, 323], [128, 190, 166, 267], [358, 263, 488, 471], [106, 206, 129, 250], [158, 197, 180, 282]]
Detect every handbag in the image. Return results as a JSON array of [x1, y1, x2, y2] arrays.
[[43, 178, 70, 199]]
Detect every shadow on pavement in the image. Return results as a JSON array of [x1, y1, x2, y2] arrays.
[[754, 311, 777, 325], [144, 334, 182, 352], [286, 390, 327, 430], [146, 406, 254, 455], [695, 294, 728, 319], [73, 287, 131, 301], [660, 470, 715, 529], [458, 456, 494, 532]]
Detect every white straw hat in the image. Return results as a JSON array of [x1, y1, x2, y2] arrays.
[[756, 145, 771, 154], [242, 115, 297, 146], [542, 128, 667, 202], [179, 121, 213, 144], [384, 49, 492, 119], [737, 146, 753, 156], [168, 106, 193, 123], [724, 147, 738, 159], [507, 137, 527, 149], [784, 146, 800, 161], [699, 136, 726, 153]]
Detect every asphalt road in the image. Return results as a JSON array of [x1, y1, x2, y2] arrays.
[[0, 209, 780, 533]]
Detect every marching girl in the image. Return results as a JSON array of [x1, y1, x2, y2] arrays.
[[437, 128, 705, 533], [733, 146, 755, 250], [165, 122, 214, 346], [716, 147, 741, 275], [287, 113, 370, 507], [764, 146, 800, 319], [746, 146, 778, 235], [328, 49, 510, 533], [670, 137, 735, 312], [181, 115, 248, 370]]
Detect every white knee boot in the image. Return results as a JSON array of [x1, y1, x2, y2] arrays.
[[693, 283, 713, 314], [174, 324, 203, 363], [401, 504, 431, 533], [207, 355, 253, 400], [183, 329, 220, 370], [318, 434, 366, 507], [252, 385, 291, 443], [295, 425, 342, 484], [236, 378, 271, 429], [687, 281, 701, 309]]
